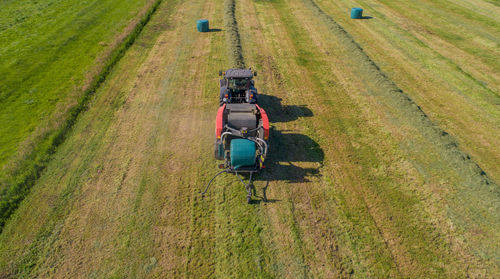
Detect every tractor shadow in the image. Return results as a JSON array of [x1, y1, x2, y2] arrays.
[[264, 129, 324, 183], [243, 94, 323, 203], [258, 94, 323, 183], [249, 129, 324, 204], [258, 94, 313, 123]]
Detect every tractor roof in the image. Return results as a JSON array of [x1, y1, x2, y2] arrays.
[[225, 69, 253, 79]]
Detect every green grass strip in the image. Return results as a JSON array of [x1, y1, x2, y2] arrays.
[[0, 0, 164, 232]]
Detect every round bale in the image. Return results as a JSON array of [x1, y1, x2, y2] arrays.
[[197, 19, 209, 32], [351, 8, 363, 19]]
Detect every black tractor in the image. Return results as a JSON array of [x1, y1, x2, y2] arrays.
[[219, 68, 258, 105]]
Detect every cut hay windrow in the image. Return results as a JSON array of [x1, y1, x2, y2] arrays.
[[224, 0, 245, 68], [302, 0, 500, 259], [303, 0, 498, 189], [0, 0, 164, 232]]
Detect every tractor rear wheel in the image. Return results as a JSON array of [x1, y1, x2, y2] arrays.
[[214, 139, 223, 160]]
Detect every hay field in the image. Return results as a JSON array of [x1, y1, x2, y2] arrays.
[[0, 0, 498, 277]]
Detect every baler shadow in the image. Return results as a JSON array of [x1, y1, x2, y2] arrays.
[[241, 130, 324, 203], [217, 93, 322, 203], [209, 28, 222, 32], [255, 94, 323, 184], [251, 180, 280, 204], [263, 129, 324, 183], [258, 94, 313, 123], [270, 130, 324, 162]]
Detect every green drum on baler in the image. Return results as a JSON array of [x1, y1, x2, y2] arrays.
[[230, 139, 256, 169]]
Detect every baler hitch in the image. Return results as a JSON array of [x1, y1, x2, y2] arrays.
[[201, 170, 263, 204]]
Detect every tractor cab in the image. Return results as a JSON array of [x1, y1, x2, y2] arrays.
[[228, 78, 251, 91], [219, 68, 258, 105]]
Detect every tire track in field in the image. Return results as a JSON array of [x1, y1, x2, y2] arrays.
[[175, 0, 222, 276], [272, 2, 410, 275], [42, 0, 219, 275]]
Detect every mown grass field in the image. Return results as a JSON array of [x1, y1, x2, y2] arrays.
[[0, 0, 498, 278], [0, 0, 162, 229], [0, 0, 157, 199], [0, 0, 153, 166], [313, 0, 500, 184]]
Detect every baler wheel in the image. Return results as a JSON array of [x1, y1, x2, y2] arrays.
[[214, 139, 223, 160]]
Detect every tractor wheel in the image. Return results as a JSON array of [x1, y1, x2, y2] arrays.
[[214, 139, 223, 160]]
